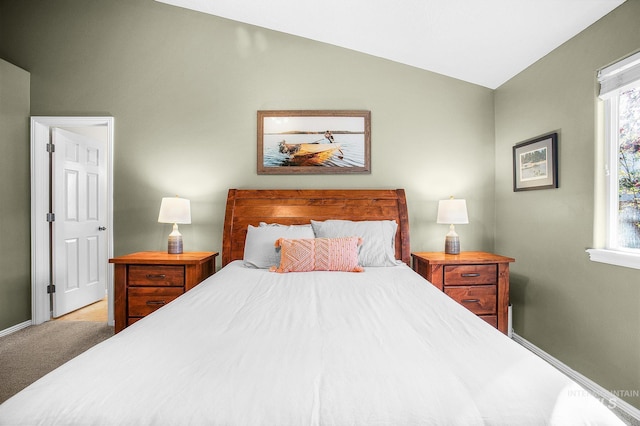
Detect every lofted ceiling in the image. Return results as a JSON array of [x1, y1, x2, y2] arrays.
[[156, 0, 625, 89]]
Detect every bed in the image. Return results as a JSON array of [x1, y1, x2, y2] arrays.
[[0, 189, 625, 425]]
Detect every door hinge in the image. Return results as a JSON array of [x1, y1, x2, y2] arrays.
[[46, 212, 55, 222], [46, 143, 55, 153], [47, 284, 56, 294]]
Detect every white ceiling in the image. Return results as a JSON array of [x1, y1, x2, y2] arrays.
[[156, 0, 625, 89]]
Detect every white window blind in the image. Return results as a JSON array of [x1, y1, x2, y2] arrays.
[[598, 51, 640, 99]]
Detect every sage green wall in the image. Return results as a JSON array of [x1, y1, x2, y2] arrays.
[[0, 59, 31, 330], [1, 0, 636, 411], [495, 0, 640, 408], [0, 1, 495, 328]]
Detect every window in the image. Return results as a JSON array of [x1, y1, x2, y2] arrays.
[[616, 88, 640, 248], [588, 51, 640, 269]]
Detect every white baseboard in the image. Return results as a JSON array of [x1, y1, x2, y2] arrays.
[[0, 320, 32, 338], [512, 332, 640, 423]]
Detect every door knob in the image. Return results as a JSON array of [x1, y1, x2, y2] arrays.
[[98, 226, 107, 231]]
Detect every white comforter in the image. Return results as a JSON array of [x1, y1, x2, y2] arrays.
[[0, 261, 624, 425]]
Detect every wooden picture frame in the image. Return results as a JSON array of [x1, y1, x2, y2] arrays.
[[257, 110, 371, 175], [513, 132, 558, 191]]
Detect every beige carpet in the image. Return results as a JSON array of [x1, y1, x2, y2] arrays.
[[0, 321, 114, 404]]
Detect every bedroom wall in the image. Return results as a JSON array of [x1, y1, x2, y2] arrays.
[[494, 0, 640, 409], [0, 59, 31, 331], [0, 1, 495, 328]]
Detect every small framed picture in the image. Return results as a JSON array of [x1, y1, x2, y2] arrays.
[[513, 132, 558, 191], [257, 110, 371, 175]]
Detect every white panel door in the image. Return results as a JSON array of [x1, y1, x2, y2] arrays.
[[52, 128, 107, 317]]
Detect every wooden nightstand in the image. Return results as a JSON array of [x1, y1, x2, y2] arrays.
[[109, 251, 218, 333], [411, 251, 514, 335]]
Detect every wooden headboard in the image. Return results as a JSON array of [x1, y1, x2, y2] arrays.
[[222, 189, 411, 266]]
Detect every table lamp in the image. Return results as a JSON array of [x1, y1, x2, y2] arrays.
[[158, 196, 191, 254], [436, 197, 468, 254]]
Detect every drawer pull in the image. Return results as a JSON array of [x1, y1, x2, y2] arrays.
[[462, 299, 480, 303], [460, 273, 481, 277], [146, 274, 166, 280], [146, 300, 166, 306]]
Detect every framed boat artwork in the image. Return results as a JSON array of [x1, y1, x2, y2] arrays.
[[513, 132, 558, 191], [257, 110, 371, 174]]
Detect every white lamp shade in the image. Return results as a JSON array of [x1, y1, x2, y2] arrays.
[[158, 197, 191, 224], [436, 199, 469, 224]]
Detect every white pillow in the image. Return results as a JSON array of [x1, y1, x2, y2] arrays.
[[310, 219, 402, 267], [243, 224, 314, 268]]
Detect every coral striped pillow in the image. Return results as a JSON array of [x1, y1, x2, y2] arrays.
[[270, 237, 364, 273]]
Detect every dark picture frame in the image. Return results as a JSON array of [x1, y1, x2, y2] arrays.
[[257, 110, 371, 175], [513, 132, 558, 191]]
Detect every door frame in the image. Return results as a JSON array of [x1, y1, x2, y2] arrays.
[[31, 117, 114, 326]]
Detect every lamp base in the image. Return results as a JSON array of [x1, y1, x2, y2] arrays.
[[168, 235, 183, 254], [444, 235, 460, 255]]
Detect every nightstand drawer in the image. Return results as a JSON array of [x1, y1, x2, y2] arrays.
[[479, 315, 498, 327], [411, 252, 514, 335], [444, 264, 497, 285], [128, 265, 185, 286], [128, 287, 183, 316], [111, 251, 218, 333], [445, 285, 496, 315]]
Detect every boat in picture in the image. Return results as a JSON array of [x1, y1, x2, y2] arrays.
[[278, 140, 343, 166]]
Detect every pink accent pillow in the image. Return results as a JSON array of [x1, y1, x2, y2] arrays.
[[270, 237, 364, 273]]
